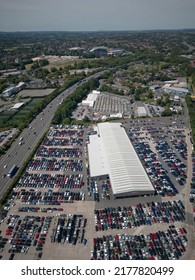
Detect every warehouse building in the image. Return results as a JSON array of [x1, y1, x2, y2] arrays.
[[2, 82, 25, 97], [15, 82, 25, 92], [87, 122, 154, 198], [82, 90, 100, 107], [3, 86, 16, 97]]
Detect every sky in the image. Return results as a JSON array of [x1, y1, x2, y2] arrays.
[[0, 0, 195, 32]]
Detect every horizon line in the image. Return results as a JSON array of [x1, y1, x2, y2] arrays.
[[0, 28, 195, 33]]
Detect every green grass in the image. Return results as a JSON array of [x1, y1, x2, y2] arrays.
[[185, 93, 195, 149], [0, 98, 44, 129], [0, 110, 16, 127]]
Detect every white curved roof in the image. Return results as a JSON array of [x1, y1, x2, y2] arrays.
[[88, 122, 154, 196]]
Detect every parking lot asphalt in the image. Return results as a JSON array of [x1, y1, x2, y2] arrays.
[[73, 92, 132, 121], [0, 114, 195, 260]]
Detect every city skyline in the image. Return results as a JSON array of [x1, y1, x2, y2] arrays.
[[0, 0, 195, 32]]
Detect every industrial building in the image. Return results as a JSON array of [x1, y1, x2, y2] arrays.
[[2, 82, 25, 97], [2, 86, 16, 97], [82, 90, 100, 107], [162, 79, 188, 97], [162, 84, 188, 97], [15, 82, 25, 92], [87, 122, 154, 198]]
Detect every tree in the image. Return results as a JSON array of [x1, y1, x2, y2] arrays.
[[147, 91, 154, 99], [83, 116, 90, 123], [161, 108, 173, 116], [134, 93, 140, 101], [50, 67, 58, 73]]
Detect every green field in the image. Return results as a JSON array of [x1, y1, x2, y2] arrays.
[[0, 98, 44, 129]]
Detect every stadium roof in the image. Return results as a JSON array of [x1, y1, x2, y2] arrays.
[[87, 122, 154, 197]]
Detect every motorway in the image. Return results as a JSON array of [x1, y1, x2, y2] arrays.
[[0, 72, 103, 198]]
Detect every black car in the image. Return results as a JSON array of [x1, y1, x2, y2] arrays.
[[38, 252, 42, 259], [9, 253, 15, 260]]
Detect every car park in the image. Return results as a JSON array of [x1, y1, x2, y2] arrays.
[[50, 214, 87, 245], [0, 121, 192, 260], [94, 200, 185, 231], [2, 215, 52, 256], [27, 158, 83, 172], [133, 142, 178, 196], [16, 173, 84, 189], [91, 225, 188, 260]]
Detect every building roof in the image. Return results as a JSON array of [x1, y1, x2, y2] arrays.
[[11, 102, 24, 109], [82, 92, 100, 107], [163, 86, 188, 94], [89, 46, 108, 53], [82, 100, 95, 107], [15, 82, 25, 89], [164, 80, 178, 84], [174, 95, 180, 100], [87, 122, 154, 196], [92, 90, 100, 94], [87, 134, 109, 177], [138, 106, 147, 114], [3, 86, 15, 94]]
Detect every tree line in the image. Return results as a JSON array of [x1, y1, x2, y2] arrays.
[[52, 78, 100, 125]]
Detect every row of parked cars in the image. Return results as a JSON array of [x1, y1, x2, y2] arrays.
[[170, 138, 188, 160], [12, 189, 85, 204], [4, 214, 52, 259], [0, 235, 8, 255], [0, 207, 9, 225], [88, 179, 100, 202], [48, 126, 84, 138], [36, 146, 82, 158], [190, 154, 195, 206], [154, 140, 187, 183], [17, 173, 84, 189], [88, 179, 111, 202], [91, 225, 188, 260], [133, 142, 178, 196], [27, 158, 83, 172], [0, 130, 13, 144], [94, 200, 185, 231], [51, 214, 87, 245], [42, 137, 83, 147], [149, 127, 185, 140], [18, 206, 64, 213]]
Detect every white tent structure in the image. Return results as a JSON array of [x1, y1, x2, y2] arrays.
[[87, 122, 154, 198]]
